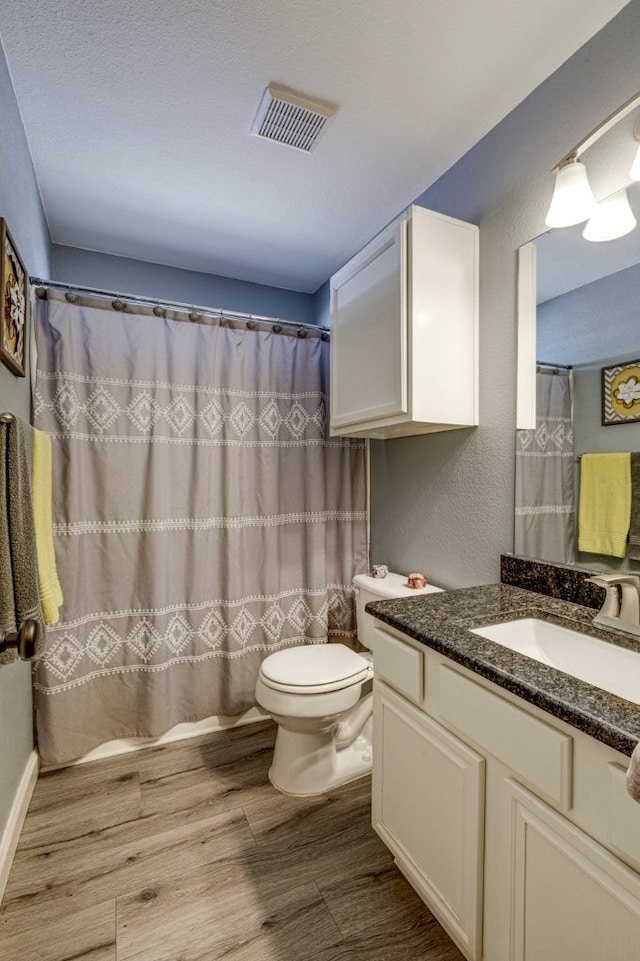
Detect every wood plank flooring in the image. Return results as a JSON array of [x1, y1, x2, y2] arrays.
[[0, 721, 464, 961]]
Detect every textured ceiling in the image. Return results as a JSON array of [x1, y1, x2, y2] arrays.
[[0, 0, 631, 292]]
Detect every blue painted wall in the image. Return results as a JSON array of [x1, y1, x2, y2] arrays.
[[0, 37, 52, 845], [2, 0, 639, 845], [52, 246, 316, 326], [538, 262, 640, 367], [538, 261, 640, 497], [369, 1, 640, 588]]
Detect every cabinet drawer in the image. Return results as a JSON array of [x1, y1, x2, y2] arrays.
[[371, 626, 423, 703], [438, 665, 572, 809]]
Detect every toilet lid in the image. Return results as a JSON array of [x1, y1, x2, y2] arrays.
[[259, 644, 371, 692], [353, 571, 444, 597]]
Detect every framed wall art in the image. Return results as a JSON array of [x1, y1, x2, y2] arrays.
[[602, 358, 640, 426], [0, 219, 28, 377]]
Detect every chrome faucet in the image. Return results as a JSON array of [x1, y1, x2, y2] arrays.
[[587, 574, 640, 636]]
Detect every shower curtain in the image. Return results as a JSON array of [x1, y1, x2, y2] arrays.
[[515, 368, 574, 563], [33, 290, 368, 764]]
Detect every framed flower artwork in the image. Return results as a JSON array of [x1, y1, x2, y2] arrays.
[[0, 219, 28, 377], [602, 358, 640, 425]]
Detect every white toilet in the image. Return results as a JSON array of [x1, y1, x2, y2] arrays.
[[255, 571, 443, 795]]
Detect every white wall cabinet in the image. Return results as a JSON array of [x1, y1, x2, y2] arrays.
[[329, 205, 479, 439], [370, 619, 640, 961]]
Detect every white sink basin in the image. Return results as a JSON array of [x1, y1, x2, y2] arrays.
[[471, 617, 640, 704]]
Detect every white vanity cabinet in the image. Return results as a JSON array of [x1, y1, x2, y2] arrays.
[[370, 619, 640, 961], [329, 205, 478, 439]]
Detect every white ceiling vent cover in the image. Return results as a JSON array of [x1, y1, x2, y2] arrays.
[[251, 84, 337, 153]]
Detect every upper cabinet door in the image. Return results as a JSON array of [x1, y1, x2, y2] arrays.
[[329, 205, 478, 440], [330, 217, 408, 430]]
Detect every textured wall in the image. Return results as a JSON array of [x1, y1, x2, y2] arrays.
[[1, 4, 639, 845], [369, 1, 640, 589], [312, 280, 330, 328], [538, 262, 640, 367], [573, 362, 640, 573], [0, 39, 51, 842], [573, 361, 640, 455], [52, 247, 316, 326]]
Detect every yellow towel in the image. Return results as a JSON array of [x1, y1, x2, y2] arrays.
[[578, 452, 631, 558], [32, 429, 63, 624]]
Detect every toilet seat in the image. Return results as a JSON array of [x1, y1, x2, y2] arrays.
[[259, 644, 372, 695]]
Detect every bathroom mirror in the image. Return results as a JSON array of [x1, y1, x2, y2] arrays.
[[515, 101, 640, 572]]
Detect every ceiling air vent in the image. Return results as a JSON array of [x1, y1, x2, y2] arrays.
[[251, 84, 337, 153]]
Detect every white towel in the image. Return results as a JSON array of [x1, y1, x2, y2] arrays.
[[626, 742, 640, 802]]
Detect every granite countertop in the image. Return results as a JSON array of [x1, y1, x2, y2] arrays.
[[366, 583, 640, 757]]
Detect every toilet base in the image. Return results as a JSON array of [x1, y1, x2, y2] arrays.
[[268, 718, 373, 796]]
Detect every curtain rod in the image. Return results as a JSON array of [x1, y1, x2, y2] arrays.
[[536, 361, 572, 371], [29, 277, 330, 335]]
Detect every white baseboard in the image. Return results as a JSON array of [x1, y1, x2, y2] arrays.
[[41, 707, 267, 772], [0, 750, 39, 906]]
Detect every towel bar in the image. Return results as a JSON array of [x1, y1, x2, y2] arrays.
[[0, 412, 15, 423], [0, 619, 39, 660]]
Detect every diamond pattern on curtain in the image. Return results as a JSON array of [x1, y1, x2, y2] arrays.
[[514, 369, 575, 564], [33, 291, 368, 764]]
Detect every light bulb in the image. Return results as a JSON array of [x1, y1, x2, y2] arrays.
[[630, 143, 640, 182], [544, 159, 597, 228], [582, 189, 637, 242]]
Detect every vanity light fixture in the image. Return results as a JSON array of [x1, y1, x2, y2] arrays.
[[544, 90, 640, 230], [544, 158, 597, 228], [582, 188, 637, 242]]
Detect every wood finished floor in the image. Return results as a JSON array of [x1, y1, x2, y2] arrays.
[[1, 721, 464, 961]]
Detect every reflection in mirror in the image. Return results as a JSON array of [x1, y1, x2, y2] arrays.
[[516, 106, 640, 573]]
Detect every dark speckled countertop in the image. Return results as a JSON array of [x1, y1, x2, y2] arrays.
[[366, 583, 640, 757]]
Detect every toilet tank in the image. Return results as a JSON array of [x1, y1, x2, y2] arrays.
[[353, 572, 444, 650]]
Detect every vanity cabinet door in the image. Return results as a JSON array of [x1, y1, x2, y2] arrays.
[[372, 681, 485, 961], [508, 779, 640, 961]]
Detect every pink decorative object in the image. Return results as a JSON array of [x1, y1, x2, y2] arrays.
[[371, 564, 389, 579], [407, 572, 428, 589]]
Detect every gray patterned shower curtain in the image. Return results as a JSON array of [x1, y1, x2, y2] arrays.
[[515, 368, 574, 563], [33, 290, 368, 764]]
